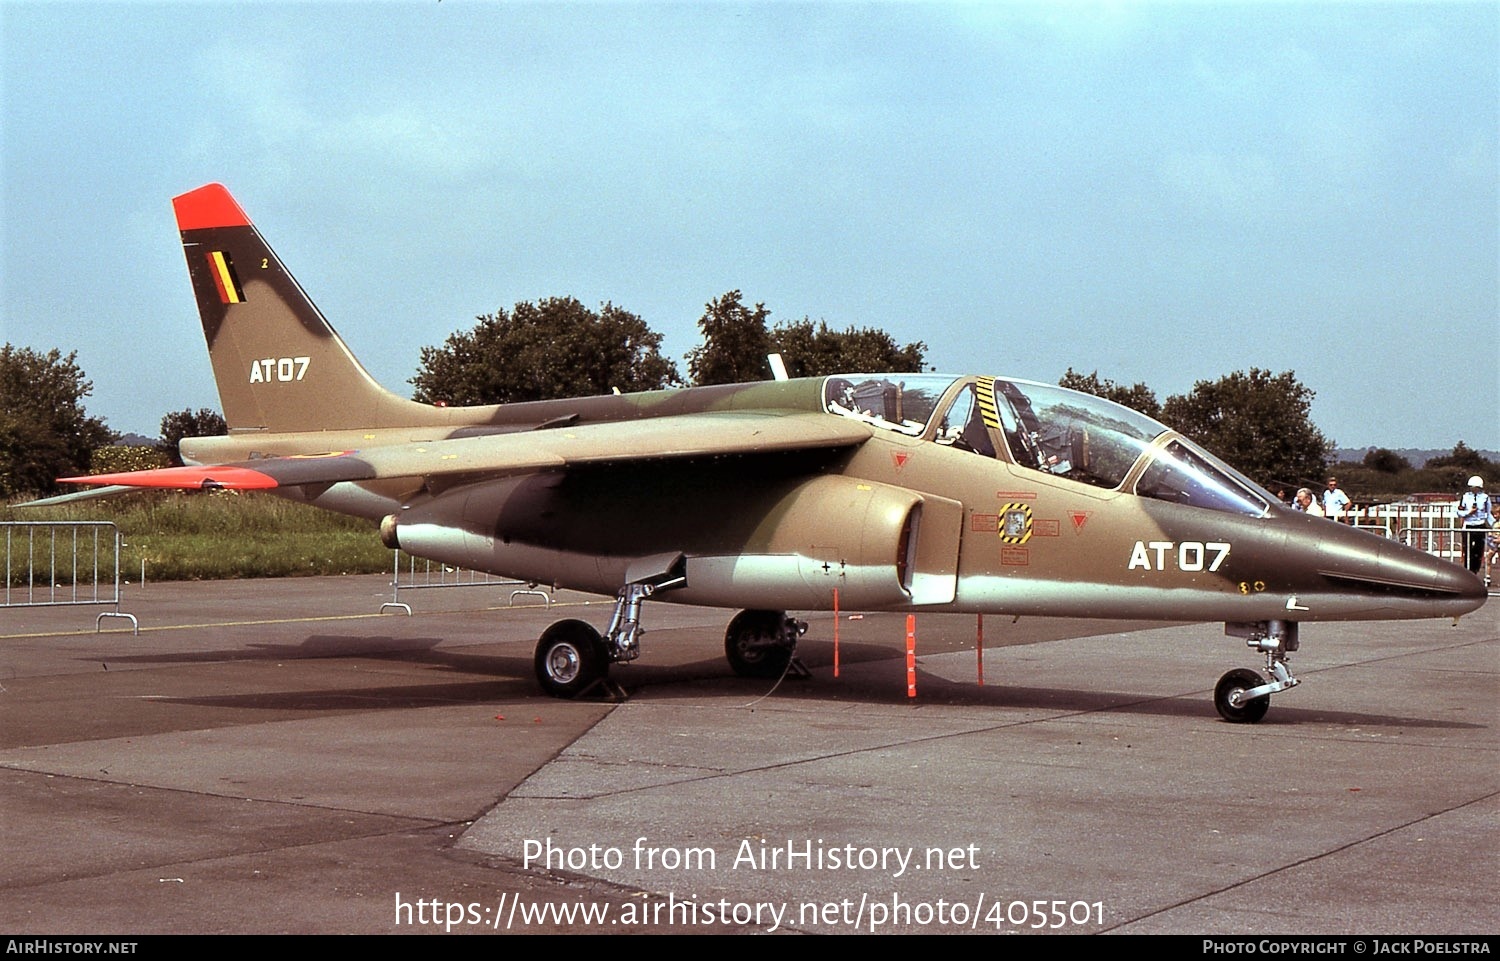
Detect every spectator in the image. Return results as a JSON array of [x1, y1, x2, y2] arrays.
[[1456, 476, 1494, 576], [1293, 488, 1324, 516], [1322, 477, 1351, 523]]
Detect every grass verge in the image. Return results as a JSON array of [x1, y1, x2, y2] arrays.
[[2, 491, 392, 583]]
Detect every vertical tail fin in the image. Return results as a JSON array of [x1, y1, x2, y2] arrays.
[[173, 183, 449, 433]]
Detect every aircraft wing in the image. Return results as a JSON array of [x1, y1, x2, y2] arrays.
[[60, 410, 873, 492]]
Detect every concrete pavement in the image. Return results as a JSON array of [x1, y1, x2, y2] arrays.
[[1, 574, 1494, 933]]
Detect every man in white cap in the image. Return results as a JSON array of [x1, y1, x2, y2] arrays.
[[1456, 475, 1493, 576]]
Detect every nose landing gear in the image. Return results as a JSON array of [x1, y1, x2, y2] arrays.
[[1215, 620, 1301, 723]]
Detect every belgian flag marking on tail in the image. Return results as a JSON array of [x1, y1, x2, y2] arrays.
[[206, 250, 246, 304]]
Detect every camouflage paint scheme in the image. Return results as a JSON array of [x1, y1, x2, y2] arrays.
[[59, 184, 1486, 717]]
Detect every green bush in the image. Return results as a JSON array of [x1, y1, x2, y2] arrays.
[[89, 445, 169, 474]]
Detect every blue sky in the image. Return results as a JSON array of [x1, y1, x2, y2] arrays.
[[3, 1, 1495, 450]]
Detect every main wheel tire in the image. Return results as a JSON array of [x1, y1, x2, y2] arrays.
[[724, 609, 793, 679], [534, 619, 606, 698], [1214, 668, 1270, 724]]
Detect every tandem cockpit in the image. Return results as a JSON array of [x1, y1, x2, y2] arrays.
[[823, 373, 1273, 518]]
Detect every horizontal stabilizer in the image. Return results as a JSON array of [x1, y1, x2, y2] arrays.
[[14, 485, 147, 508]]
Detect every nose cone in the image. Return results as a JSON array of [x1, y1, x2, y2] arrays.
[[1311, 522, 1488, 617], [1378, 540, 1488, 605], [1425, 553, 1489, 604]]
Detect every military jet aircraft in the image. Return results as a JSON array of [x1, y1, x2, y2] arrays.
[[58, 183, 1487, 722]]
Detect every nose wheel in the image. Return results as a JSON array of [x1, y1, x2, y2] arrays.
[[1214, 668, 1270, 723], [1216, 620, 1301, 724]]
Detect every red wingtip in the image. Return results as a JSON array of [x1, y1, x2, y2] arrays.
[[60, 465, 279, 491], [172, 183, 251, 231]]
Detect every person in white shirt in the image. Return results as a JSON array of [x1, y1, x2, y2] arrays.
[[1322, 477, 1351, 523], [1456, 476, 1494, 575], [1293, 488, 1324, 516]]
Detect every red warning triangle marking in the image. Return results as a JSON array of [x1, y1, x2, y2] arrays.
[[1070, 511, 1091, 531], [892, 451, 909, 470]]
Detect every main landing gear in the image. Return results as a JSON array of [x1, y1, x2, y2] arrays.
[[530, 560, 807, 698], [534, 619, 610, 699], [723, 609, 807, 679], [533, 604, 808, 699], [533, 569, 683, 699], [534, 554, 687, 699], [1214, 620, 1301, 723]]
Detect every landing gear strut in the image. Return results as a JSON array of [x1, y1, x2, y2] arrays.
[[532, 554, 686, 699], [1215, 620, 1301, 723]]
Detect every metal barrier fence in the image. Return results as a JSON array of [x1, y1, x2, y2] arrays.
[[1395, 526, 1473, 565], [381, 551, 551, 614], [1341, 504, 1487, 564], [1, 521, 138, 632], [1294, 504, 1493, 577]]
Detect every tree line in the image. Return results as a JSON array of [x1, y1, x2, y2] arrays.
[[408, 289, 927, 405], [3, 292, 1492, 500]]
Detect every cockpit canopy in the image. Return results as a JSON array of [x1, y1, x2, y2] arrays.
[[823, 373, 1271, 517]]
